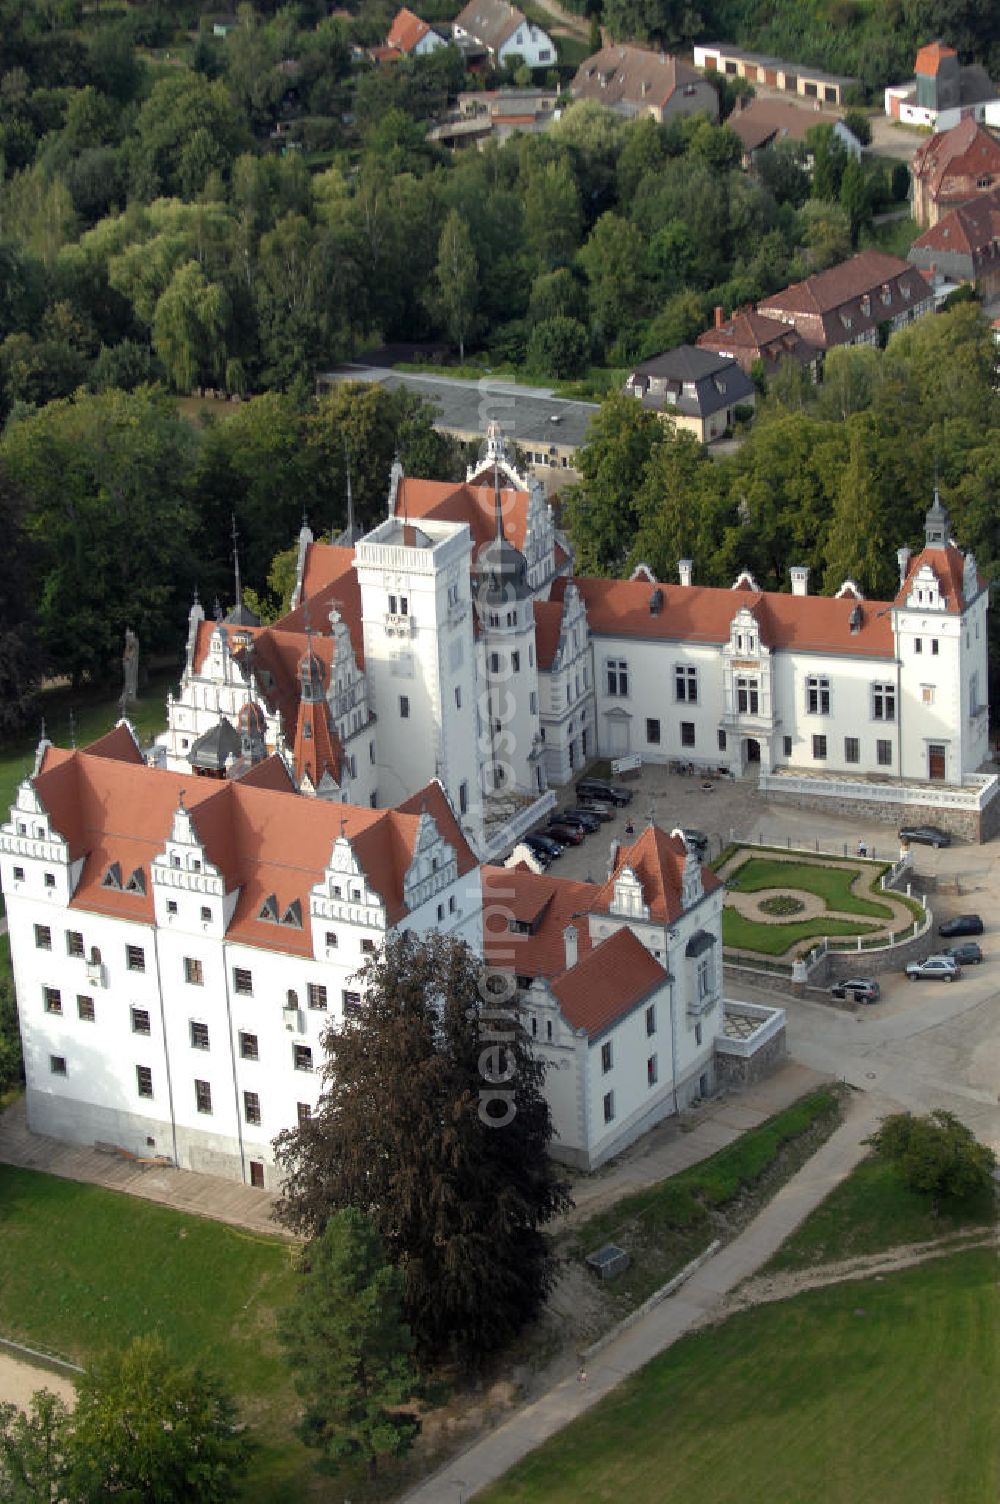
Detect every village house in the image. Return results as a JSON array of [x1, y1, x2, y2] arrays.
[[452, 0, 555, 70], [726, 97, 862, 170], [571, 44, 718, 123], [756, 250, 934, 353], [623, 345, 755, 443], [884, 40, 999, 132], [911, 116, 1000, 228], [696, 305, 817, 380], [908, 186, 1000, 299]]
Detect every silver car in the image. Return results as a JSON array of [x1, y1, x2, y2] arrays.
[[905, 954, 961, 983]]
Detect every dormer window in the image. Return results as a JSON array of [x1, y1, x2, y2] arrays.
[[280, 900, 302, 928], [125, 868, 146, 896], [258, 895, 278, 922], [102, 862, 122, 890]]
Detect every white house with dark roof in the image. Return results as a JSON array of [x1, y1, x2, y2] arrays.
[[452, 0, 555, 69], [624, 345, 756, 443]]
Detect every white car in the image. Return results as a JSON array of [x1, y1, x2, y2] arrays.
[[905, 954, 961, 983]]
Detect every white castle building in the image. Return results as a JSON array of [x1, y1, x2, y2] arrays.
[[158, 432, 993, 844]]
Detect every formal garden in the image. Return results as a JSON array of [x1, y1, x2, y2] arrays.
[[715, 847, 926, 960]]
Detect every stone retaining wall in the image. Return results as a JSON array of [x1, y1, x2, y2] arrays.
[[764, 788, 989, 843], [715, 1023, 786, 1085], [809, 911, 936, 984]]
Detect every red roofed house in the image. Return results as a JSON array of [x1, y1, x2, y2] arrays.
[[571, 44, 718, 123], [386, 6, 445, 56], [0, 724, 482, 1184], [696, 304, 818, 378], [756, 250, 934, 352], [907, 185, 1000, 297], [911, 116, 1000, 227], [482, 819, 765, 1169]]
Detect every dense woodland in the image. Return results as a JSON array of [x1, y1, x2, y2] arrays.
[[0, 1, 996, 732]]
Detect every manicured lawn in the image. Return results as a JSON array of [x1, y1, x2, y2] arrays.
[[725, 857, 893, 918], [766, 1153, 996, 1272], [722, 909, 880, 956], [0, 1166, 317, 1501], [570, 1089, 841, 1309], [479, 1249, 999, 1504]]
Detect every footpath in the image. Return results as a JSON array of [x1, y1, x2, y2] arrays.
[[401, 1088, 888, 1504]]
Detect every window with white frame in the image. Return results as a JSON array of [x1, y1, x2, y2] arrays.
[[606, 659, 629, 696], [736, 676, 759, 714], [675, 665, 698, 703], [806, 675, 830, 715], [872, 682, 895, 721], [697, 954, 714, 1000]]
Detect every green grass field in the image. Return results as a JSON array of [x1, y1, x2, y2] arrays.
[[569, 1089, 840, 1309], [722, 909, 880, 955], [0, 1167, 317, 1501], [725, 858, 893, 918], [766, 1153, 996, 1272], [479, 1249, 999, 1504]]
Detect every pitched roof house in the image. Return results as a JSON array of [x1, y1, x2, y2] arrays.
[[696, 305, 816, 377], [727, 98, 861, 165], [756, 251, 933, 351], [572, 44, 718, 122], [908, 186, 1000, 297], [911, 117, 1000, 227], [624, 345, 755, 443], [452, 0, 555, 68], [385, 7, 445, 57]]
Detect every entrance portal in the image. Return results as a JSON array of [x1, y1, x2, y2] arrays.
[[928, 744, 946, 781], [744, 737, 761, 766]]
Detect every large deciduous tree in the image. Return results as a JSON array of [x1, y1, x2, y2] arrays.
[[866, 1110, 996, 1216], [561, 391, 664, 575], [279, 1209, 418, 1480], [274, 932, 571, 1364], [0, 462, 43, 734], [433, 208, 477, 363], [153, 259, 230, 393]]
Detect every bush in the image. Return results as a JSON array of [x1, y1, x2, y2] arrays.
[[525, 316, 590, 380]]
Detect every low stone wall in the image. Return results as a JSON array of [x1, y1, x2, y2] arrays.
[[764, 788, 987, 843], [809, 910, 936, 984], [716, 1023, 786, 1085]]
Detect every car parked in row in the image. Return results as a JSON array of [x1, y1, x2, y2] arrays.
[[942, 941, 983, 966], [898, 824, 951, 848], [905, 954, 961, 982], [524, 833, 561, 865], [562, 808, 601, 833], [937, 913, 984, 937], [830, 977, 880, 1003], [575, 778, 633, 807], [574, 799, 614, 822], [547, 819, 585, 846]]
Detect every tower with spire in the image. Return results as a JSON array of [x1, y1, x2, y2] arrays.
[[225, 515, 261, 628]]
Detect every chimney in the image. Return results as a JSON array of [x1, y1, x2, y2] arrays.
[[790, 565, 809, 597], [563, 925, 578, 972], [678, 559, 693, 587], [714, 304, 724, 329], [897, 545, 912, 588]]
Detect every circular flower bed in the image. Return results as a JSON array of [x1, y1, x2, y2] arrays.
[[758, 894, 806, 917]]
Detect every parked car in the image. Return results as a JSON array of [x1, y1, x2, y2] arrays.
[[574, 799, 614, 821], [830, 977, 881, 1003], [547, 819, 586, 846], [905, 954, 961, 982], [575, 778, 633, 806], [942, 941, 983, 966], [562, 808, 601, 833], [524, 833, 561, 862], [898, 824, 951, 848], [679, 828, 709, 856], [937, 913, 984, 937]]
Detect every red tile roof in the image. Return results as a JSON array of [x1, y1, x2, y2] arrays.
[[912, 118, 1000, 202], [482, 865, 597, 977], [532, 599, 564, 669], [553, 575, 896, 658], [387, 7, 431, 52], [728, 97, 841, 152], [757, 252, 932, 348], [393, 476, 530, 557], [572, 45, 707, 113], [552, 926, 667, 1038], [909, 186, 1000, 258], [30, 743, 477, 951], [592, 824, 720, 925], [697, 307, 813, 370], [895, 543, 978, 612], [914, 40, 956, 76]]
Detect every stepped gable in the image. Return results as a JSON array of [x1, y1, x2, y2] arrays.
[[551, 927, 667, 1038], [28, 744, 477, 952], [593, 824, 719, 925], [553, 574, 895, 658]]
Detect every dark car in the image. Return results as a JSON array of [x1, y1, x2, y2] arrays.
[[830, 977, 881, 1003], [525, 833, 561, 862], [937, 913, 984, 937], [943, 941, 983, 966], [546, 820, 586, 846], [575, 778, 634, 806], [898, 824, 952, 849], [562, 808, 601, 833], [574, 799, 614, 821]]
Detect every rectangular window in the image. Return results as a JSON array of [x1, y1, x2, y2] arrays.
[[293, 1044, 313, 1072], [131, 1007, 150, 1035], [194, 1079, 212, 1114], [239, 1031, 258, 1061], [44, 873, 55, 888], [812, 734, 827, 760], [243, 1091, 261, 1126], [872, 682, 896, 721], [50, 1055, 67, 1076], [167, 900, 178, 915], [307, 983, 328, 1011], [43, 986, 62, 1015], [601, 1040, 613, 1074], [603, 1090, 615, 1124], [647, 1054, 658, 1087], [844, 737, 860, 764], [511, 651, 520, 673], [35, 924, 52, 951], [675, 665, 698, 703], [361, 938, 375, 954], [66, 930, 84, 958], [184, 957, 204, 986], [77, 995, 95, 1021], [399, 695, 410, 719], [297, 1102, 311, 1126], [325, 931, 338, 949], [931, 639, 939, 656], [136, 1065, 153, 1099], [877, 739, 892, 767], [189, 1021, 210, 1050], [681, 721, 695, 748], [388, 593, 397, 614], [459, 780, 469, 816], [126, 945, 145, 973], [697, 954, 715, 999], [233, 967, 253, 995], [646, 718, 661, 744], [342, 991, 362, 1019], [717, 730, 727, 752], [200, 905, 211, 923], [645, 1003, 656, 1036], [606, 658, 629, 696], [783, 735, 792, 758], [922, 685, 935, 705], [736, 676, 759, 715], [914, 637, 922, 654], [806, 675, 830, 715], [695, 1021, 703, 1047]]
